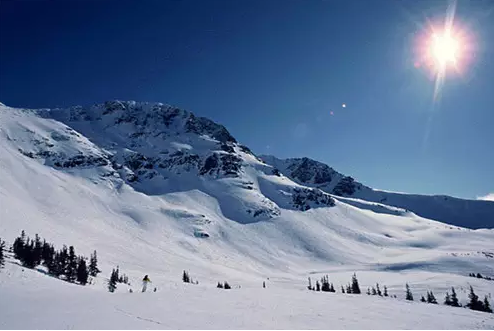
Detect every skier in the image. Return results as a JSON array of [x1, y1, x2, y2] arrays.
[[142, 275, 152, 292]]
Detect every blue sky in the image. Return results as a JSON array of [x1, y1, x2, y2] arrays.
[[1, 0, 493, 199]]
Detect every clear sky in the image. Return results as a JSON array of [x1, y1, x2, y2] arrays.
[[0, 0, 493, 200]]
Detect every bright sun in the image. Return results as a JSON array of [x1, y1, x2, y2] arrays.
[[431, 32, 459, 67]]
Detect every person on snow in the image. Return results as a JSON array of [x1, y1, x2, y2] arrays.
[[142, 275, 152, 292]]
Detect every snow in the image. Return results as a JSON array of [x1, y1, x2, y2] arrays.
[[1, 102, 494, 329], [260, 155, 494, 229], [1, 262, 493, 330]]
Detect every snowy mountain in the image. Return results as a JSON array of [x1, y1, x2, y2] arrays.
[[260, 155, 494, 229], [1, 101, 493, 329]]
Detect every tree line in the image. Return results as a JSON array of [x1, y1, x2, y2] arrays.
[[307, 273, 492, 314], [6, 230, 100, 286], [469, 272, 493, 281]]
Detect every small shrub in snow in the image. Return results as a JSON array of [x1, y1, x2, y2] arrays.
[[89, 250, 100, 277], [108, 268, 118, 293], [405, 283, 414, 301], [426, 291, 437, 304], [351, 273, 361, 294], [0, 238, 5, 268]]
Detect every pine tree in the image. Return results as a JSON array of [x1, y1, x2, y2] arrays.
[[466, 286, 482, 311], [217, 282, 223, 289], [88, 250, 100, 277], [321, 275, 330, 292], [346, 284, 352, 294], [13, 230, 26, 260], [351, 273, 361, 294], [263, 281, 266, 289], [76, 257, 89, 285], [383, 285, 388, 297], [182, 270, 190, 283], [33, 234, 43, 266], [450, 287, 460, 307], [444, 292, 452, 306], [41, 241, 55, 269], [316, 280, 321, 291], [405, 283, 414, 301], [366, 288, 370, 295], [427, 291, 438, 304], [307, 277, 312, 291], [0, 238, 5, 269], [476, 273, 483, 279], [341, 286, 345, 294], [483, 296, 492, 313], [58, 245, 69, 276], [376, 283, 382, 296], [371, 287, 377, 295], [22, 239, 38, 268], [114, 266, 120, 283], [224, 281, 231, 290], [108, 269, 117, 292], [66, 246, 77, 282], [330, 283, 335, 293], [420, 296, 426, 302]]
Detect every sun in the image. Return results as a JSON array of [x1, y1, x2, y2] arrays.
[[431, 32, 459, 68]]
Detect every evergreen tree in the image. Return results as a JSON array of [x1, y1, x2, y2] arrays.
[[22, 239, 38, 268], [47, 251, 60, 276], [41, 241, 55, 269], [182, 270, 190, 283], [316, 280, 321, 291], [405, 283, 414, 301], [224, 281, 231, 290], [483, 296, 492, 313], [114, 266, 120, 283], [321, 275, 330, 292], [376, 283, 382, 296], [0, 238, 5, 268], [420, 296, 426, 302], [76, 257, 89, 285], [58, 245, 69, 276], [66, 246, 77, 282], [330, 283, 335, 293], [263, 281, 266, 289], [346, 284, 352, 294], [351, 273, 361, 294], [466, 286, 483, 311], [450, 287, 460, 307], [476, 273, 483, 279], [13, 230, 26, 260], [444, 292, 452, 306], [383, 285, 388, 297], [217, 282, 223, 289], [108, 269, 117, 292], [427, 291, 438, 304], [371, 287, 377, 295], [307, 277, 312, 291], [341, 286, 345, 294], [88, 250, 100, 277], [366, 288, 370, 295], [33, 234, 43, 266]]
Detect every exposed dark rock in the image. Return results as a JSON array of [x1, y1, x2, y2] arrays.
[[200, 154, 219, 175], [292, 187, 335, 211], [219, 143, 235, 153], [333, 176, 357, 196]]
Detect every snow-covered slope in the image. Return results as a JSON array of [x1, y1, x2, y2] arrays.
[[1, 101, 493, 328], [260, 155, 494, 229]]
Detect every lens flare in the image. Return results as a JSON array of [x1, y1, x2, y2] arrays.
[[413, 0, 475, 101]]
